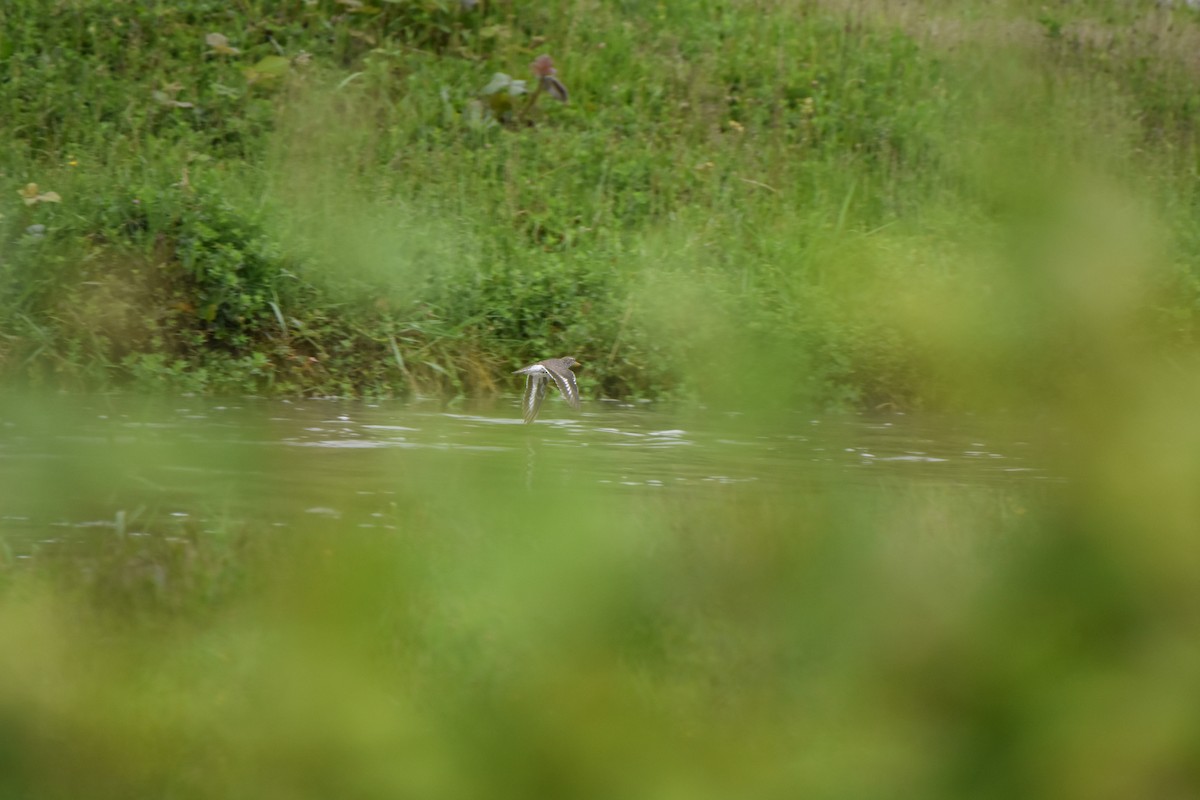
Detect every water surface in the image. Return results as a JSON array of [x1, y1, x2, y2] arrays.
[[0, 395, 1053, 554]]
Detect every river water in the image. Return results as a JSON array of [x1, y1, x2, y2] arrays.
[[0, 395, 1054, 555]]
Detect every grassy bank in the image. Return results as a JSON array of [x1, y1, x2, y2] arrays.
[[2, 0, 1199, 407]]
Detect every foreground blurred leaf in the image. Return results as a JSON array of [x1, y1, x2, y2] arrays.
[[244, 56, 291, 85], [152, 90, 195, 109], [18, 183, 60, 206], [205, 32, 239, 55]]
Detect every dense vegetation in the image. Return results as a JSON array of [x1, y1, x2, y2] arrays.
[[5, 3, 1200, 796], [3, 0, 1197, 406]]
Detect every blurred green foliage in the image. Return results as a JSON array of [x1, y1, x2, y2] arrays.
[[1, 387, 1198, 798], [7, 0, 1200, 791], [3, 2, 1200, 795]]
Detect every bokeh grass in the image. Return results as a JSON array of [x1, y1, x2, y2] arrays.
[[2, 396, 1198, 798], [4, 1, 1200, 796]]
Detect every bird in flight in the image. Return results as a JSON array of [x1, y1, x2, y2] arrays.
[[513, 357, 580, 423]]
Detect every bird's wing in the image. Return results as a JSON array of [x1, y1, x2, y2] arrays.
[[545, 363, 580, 410], [522, 372, 548, 424]]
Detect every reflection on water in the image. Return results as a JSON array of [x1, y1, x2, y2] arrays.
[[0, 395, 1053, 553]]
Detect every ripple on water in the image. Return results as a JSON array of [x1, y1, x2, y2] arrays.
[[0, 399, 1056, 552]]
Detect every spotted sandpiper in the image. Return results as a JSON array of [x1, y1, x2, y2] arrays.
[[513, 357, 580, 423]]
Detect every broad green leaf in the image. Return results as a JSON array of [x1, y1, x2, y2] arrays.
[[244, 55, 290, 85], [482, 73, 513, 96], [205, 32, 239, 55]]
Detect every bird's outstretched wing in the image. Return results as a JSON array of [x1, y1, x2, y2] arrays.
[[521, 372, 549, 424], [544, 363, 580, 409]]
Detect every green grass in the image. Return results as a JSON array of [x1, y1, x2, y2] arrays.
[[4, 4, 1200, 794], [2, 4, 1200, 796], [2, 0, 1197, 405]]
